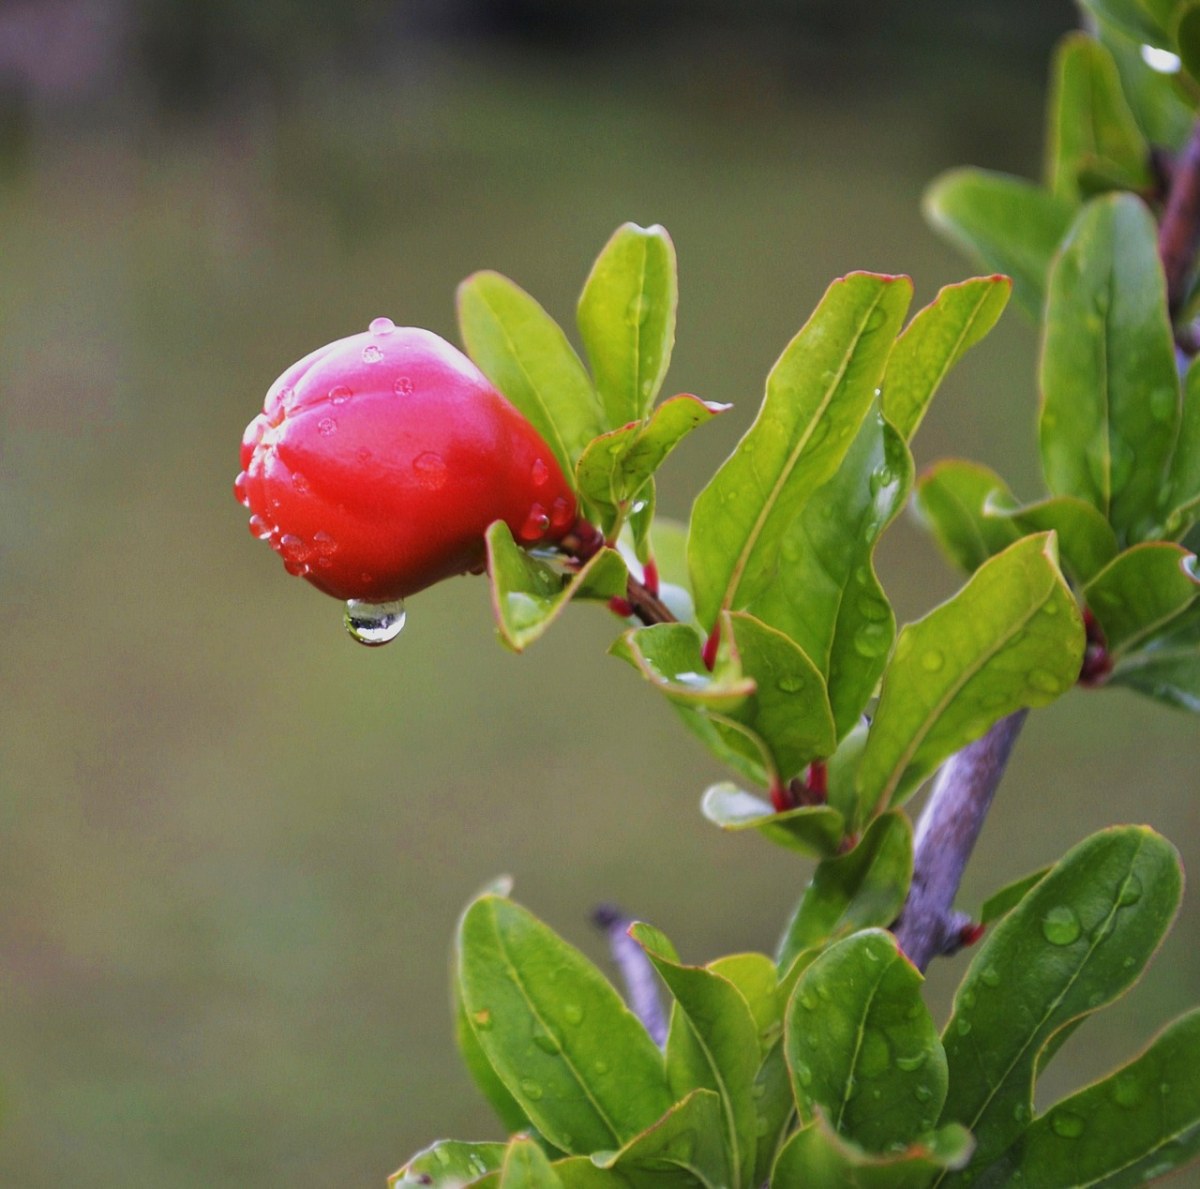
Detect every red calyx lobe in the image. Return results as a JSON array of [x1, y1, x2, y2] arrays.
[[236, 320, 577, 601]]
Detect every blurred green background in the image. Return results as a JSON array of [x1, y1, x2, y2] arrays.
[[2, 1, 1198, 1185]]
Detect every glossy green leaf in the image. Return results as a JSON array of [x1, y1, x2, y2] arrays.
[[749, 410, 911, 740], [987, 494, 1119, 585], [978, 867, 1050, 926], [1046, 33, 1151, 201], [924, 169, 1076, 317], [1109, 601, 1200, 711], [825, 717, 870, 830], [543, 1159, 633, 1188], [706, 952, 782, 1057], [1166, 354, 1200, 534], [498, 1136, 563, 1189], [591, 1089, 729, 1189], [612, 623, 754, 711], [577, 223, 678, 428], [454, 964, 532, 1133], [628, 476, 656, 564], [786, 930, 948, 1153], [1080, 0, 1175, 44], [1178, 2, 1200, 83], [688, 272, 912, 630], [913, 461, 1020, 574], [1083, 542, 1200, 655], [772, 1116, 973, 1188], [487, 523, 628, 652], [390, 1140, 507, 1187], [749, 1040, 794, 1185], [975, 1009, 1200, 1188], [631, 923, 758, 1188], [938, 826, 1183, 1182], [776, 811, 913, 970], [643, 517, 695, 624], [575, 395, 729, 539], [1097, 17, 1196, 149], [458, 270, 603, 476], [883, 277, 1012, 441], [858, 534, 1084, 813], [1039, 193, 1180, 543], [701, 782, 845, 858], [456, 894, 673, 1154]]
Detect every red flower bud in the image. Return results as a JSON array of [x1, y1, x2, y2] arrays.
[[236, 319, 577, 607]]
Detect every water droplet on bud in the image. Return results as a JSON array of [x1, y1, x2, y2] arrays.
[[248, 514, 272, 540], [318, 417, 337, 436], [531, 458, 549, 486], [519, 505, 550, 541], [369, 316, 395, 336], [344, 599, 407, 646], [329, 385, 352, 405], [234, 470, 250, 506], [550, 496, 574, 529], [362, 344, 384, 364], [393, 376, 414, 396], [412, 452, 447, 490]]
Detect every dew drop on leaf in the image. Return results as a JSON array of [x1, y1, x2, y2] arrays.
[[896, 1053, 927, 1072], [562, 1003, 584, 1025], [1041, 905, 1081, 946], [1027, 668, 1063, 695], [777, 675, 805, 693], [532, 1029, 561, 1055], [1118, 873, 1143, 906], [1051, 1112, 1086, 1139], [921, 649, 945, 672], [518, 1078, 544, 1100], [980, 966, 1001, 988], [344, 599, 407, 646]]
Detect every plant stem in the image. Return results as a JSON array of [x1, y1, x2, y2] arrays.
[[894, 710, 1028, 973]]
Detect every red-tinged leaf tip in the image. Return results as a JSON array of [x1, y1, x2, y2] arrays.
[[959, 921, 986, 948], [641, 558, 659, 597], [608, 596, 635, 618], [770, 780, 796, 813], [701, 622, 720, 671]]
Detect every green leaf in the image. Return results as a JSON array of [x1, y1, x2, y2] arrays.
[[543, 1159, 634, 1188], [987, 494, 1119, 585], [1039, 193, 1180, 543], [978, 867, 1051, 926], [1097, 17, 1196, 149], [923, 169, 1076, 317], [786, 930, 948, 1153], [1109, 600, 1200, 710], [458, 270, 604, 476], [975, 1009, 1200, 1188], [913, 461, 1021, 574], [772, 1116, 973, 1188], [390, 1140, 508, 1187], [590, 1089, 729, 1189], [499, 1136, 564, 1189], [454, 966, 532, 1133], [706, 952, 782, 1058], [575, 395, 729, 539], [487, 522, 627, 652], [1083, 541, 1200, 655], [456, 894, 673, 1154], [1178, 2, 1200, 83], [938, 826, 1183, 1182], [701, 782, 845, 858], [612, 623, 755, 711], [688, 273, 912, 630], [883, 277, 1012, 442], [858, 534, 1085, 813], [776, 811, 913, 970], [577, 223, 678, 428], [1165, 354, 1200, 534], [1046, 33, 1151, 201], [749, 410, 911, 740], [1080, 0, 1175, 43], [630, 923, 759, 1188], [628, 476, 656, 564], [825, 717, 871, 830]]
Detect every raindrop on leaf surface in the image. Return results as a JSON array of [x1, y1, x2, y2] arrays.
[[1041, 905, 1081, 946]]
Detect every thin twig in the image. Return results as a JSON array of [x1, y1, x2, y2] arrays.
[[592, 905, 668, 1046], [893, 710, 1028, 973]]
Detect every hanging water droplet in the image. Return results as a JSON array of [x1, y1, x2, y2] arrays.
[[1042, 905, 1081, 946], [531, 458, 550, 487], [369, 316, 396, 336], [318, 416, 337, 436], [393, 376, 415, 396], [329, 385, 352, 405], [344, 599, 407, 646], [362, 344, 384, 363]]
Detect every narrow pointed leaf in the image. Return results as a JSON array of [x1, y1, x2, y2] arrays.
[[749, 410, 911, 739], [1083, 542, 1200, 655], [773, 1116, 973, 1188], [914, 461, 1021, 574], [458, 270, 604, 476], [1166, 354, 1200, 534], [1046, 33, 1151, 201], [499, 1136, 563, 1189], [577, 223, 678, 428], [391, 1141, 507, 1187], [702, 782, 845, 857], [859, 534, 1085, 813], [987, 494, 1119, 585], [591, 1089, 729, 1189], [923, 169, 1076, 317], [457, 894, 673, 1154], [976, 1009, 1200, 1188], [776, 811, 913, 969], [786, 930, 948, 1153], [883, 277, 1012, 441], [978, 867, 1051, 926], [1039, 193, 1180, 543], [487, 522, 627, 651], [688, 273, 912, 629], [630, 924, 758, 1189], [576, 395, 729, 538], [938, 827, 1183, 1182], [1109, 601, 1200, 711]]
